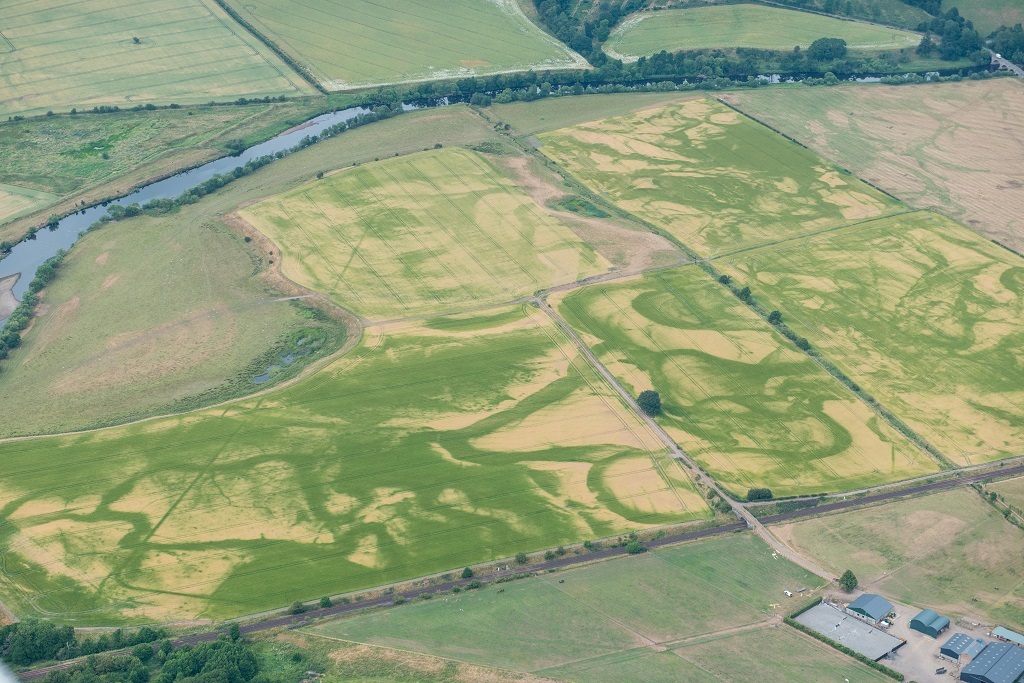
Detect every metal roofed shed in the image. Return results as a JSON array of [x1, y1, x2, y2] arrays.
[[960, 642, 1024, 683], [845, 593, 894, 624], [911, 609, 951, 638], [795, 603, 905, 661], [942, 633, 987, 662], [993, 627, 1024, 648]]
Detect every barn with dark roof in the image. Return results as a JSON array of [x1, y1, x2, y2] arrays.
[[960, 642, 1024, 683]]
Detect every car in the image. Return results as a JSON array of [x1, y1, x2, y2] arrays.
[[784, 590, 793, 597], [936, 668, 947, 675]]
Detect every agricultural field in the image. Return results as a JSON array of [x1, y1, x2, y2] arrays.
[[0, 304, 708, 623], [556, 267, 939, 497], [722, 79, 1024, 253], [719, 210, 1024, 465], [0, 0, 314, 118], [488, 92, 700, 136], [308, 533, 892, 682], [647, 0, 933, 29], [0, 101, 324, 243], [604, 5, 921, 61], [220, 0, 587, 90], [0, 105, 497, 437], [772, 488, 1024, 629], [239, 147, 612, 320], [958, 0, 1024, 36], [990, 476, 1024, 512], [536, 99, 900, 257]]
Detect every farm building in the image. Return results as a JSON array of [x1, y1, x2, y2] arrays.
[[959, 642, 1024, 683], [795, 603, 905, 661], [941, 633, 987, 662], [993, 627, 1024, 648], [845, 594, 894, 625], [910, 609, 950, 638]]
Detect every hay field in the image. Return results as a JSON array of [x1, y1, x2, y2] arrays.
[[722, 80, 1024, 253], [309, 534, 827, 673], [556, 267, 938, 497], [0, 305, 707, 623], [0, 0, 313, 118], [771, 488, 1024, 629], [604, 5, 920, 61], [720, 211, 1024, 466], [240, 148, 611, 320], [220, 0, 587, 90], [0, 102, 322, 243], [536, 99, 899, 257], [0, 106, 497, 437]]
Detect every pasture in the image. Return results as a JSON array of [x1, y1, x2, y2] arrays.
[[0, 106, 497, 437], [604, 5, 920, 61], [0, 183, 54, 225], [719, 210, 1024, 465], [0, 101, 322, 243], [536, 99, 899, 257], [959, 0, 1024, 36], [308, 533, 828, 674], [990, 476, 1024, 512], [239, 148, 611, 320], [0, 305, 707, 623], [220, 0, 587, 90], [772, 488, 1024, 629], [556, 267, 938, 497], [0, 0, 313, 118], [722, 79, 1024, 253]]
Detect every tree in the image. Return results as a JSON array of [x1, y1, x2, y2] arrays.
[[807, 37, 848, 61], [287, 601, 306, 615], [514, 552, 528, 565], [461, 567, 474, 579], [637, 390, 662, 417], [228, 624, 241, 642], [624, 541, 646, 554], [767, 310, 782, 324], [839, 569, 858, 591], [718, 274, 731, 285], [738, 286, 752, 302], [319, 596, 332, 608], [747, 487, 773, 501], [315, 170, 325, 179]]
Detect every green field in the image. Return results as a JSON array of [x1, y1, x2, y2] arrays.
[[240, 147, 611, 320], [0, 101, 323, 243], [720, 210, 1024, 465], [773, 488, 1024, 629], [0, 183, 55, 224], [0, 0, 313, 118], [604, 5, 920, 61], [537, 99, 900, 257], [309, 534, 825, 670], [0, 106, 497, 438], [488, 92, 700, 135], [958, 0, 1024, 36], [722, 79, 1024, 254], [0, 304, 707, 623], [556, 267, 938, 497], [991, 476, 1024, 511], [221, 0, 587, 90]]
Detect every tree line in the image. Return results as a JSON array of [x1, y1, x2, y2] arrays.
[[0, 620, 167, 667]]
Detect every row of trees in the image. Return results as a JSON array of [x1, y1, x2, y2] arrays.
[[0, 621, 166, 667]]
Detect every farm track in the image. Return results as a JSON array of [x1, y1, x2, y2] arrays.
[[17, 459, 1024, 682]]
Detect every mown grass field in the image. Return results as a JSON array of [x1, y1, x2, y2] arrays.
[[308, 534, 828, 674], [0, 106, 497, 437], [773, 488, 1024, 629], [545, 625, 892, 683], [722, 79, 1024, 254], [537, 99, 900, 257], [240, 148, 611, 320], [650, 0, 932, 29], [0, 102, 323, 243], [556, 267, 938, 497], [991, 476, 1024, 511], [0, 0, 313, 117], [0, 304, 708, 623], [720, 210, 1024, 465], [959, 0, 1024, 36], [221, 0, 586, 90], [604, 5, 920, 61]]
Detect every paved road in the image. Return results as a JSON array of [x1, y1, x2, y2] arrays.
[[991, 51, 1024, 79]]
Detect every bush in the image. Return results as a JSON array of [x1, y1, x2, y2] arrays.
[[544, 550, 556, 561], [747, 488, 773, 501], [514, 552, 528, 565], [624, 541, 647, 554], [319, 596, 332, 608], [287, 601, 307, 615], [461, 567, 474, 579]]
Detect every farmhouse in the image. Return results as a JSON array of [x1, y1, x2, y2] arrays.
[[910, 609, 950, 638], [795, 603, 905, 661], [992, 627, 1024, 648], [845, 593, 894, 625], [960, 642, 1024, 683], [941, 633, 987, 663]]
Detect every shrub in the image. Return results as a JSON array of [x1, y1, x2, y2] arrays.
[[319, 596, 332, 608], [747, 488, 773, 501], [625, 541, 647, 555], [514, 552, 528, 565], [287, 601, 306, 615], [461, 567, 474, 579]]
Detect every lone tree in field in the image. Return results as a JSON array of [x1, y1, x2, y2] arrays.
[[637, 390, 662, 416], [747, 487, 773, 501], [839, 569, 858, 591]]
